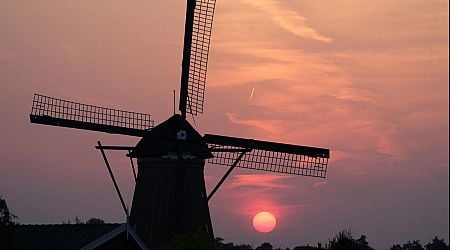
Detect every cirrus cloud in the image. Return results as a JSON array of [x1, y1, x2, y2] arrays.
[[241, 0, 333, 43]]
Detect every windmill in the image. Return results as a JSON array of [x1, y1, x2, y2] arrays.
[[29, 0, 330, 249]]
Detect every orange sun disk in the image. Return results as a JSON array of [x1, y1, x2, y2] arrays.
[[253, 211, 277, 233]]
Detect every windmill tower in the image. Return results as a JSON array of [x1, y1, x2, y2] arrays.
[[29, 0, 330, 249]]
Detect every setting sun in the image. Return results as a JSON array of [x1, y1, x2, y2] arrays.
[[253, 212, 277, 233]]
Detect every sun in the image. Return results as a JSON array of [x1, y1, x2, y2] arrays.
[[252, 211, 277, 233]]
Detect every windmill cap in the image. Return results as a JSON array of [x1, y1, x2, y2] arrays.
[[128, 114, 213, 159]]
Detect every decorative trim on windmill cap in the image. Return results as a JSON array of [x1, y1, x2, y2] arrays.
[[128, 114, 213, 159]]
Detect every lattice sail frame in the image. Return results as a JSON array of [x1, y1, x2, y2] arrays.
[[205, 134, 329, 178], [185, 0, 217, 115], [30, 93, 154, 136]]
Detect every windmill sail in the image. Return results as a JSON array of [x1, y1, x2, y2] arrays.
[[30, 93, 154, 137], [204, 134, 330, 178], [179, 0, 217, 117]]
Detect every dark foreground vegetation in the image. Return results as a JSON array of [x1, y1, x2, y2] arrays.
[[1, 196, 448, 250], [215, 232, 449, 250], [163, 228, 448, 250]]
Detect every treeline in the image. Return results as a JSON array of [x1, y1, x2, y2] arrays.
[[61, 216, 105, 225], [1, 197, 448, 250], [163, 227, 448, 250], [216, 230, 449, 250]]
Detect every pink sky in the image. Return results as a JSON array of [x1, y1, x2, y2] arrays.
[[0, 1, 448, 249]]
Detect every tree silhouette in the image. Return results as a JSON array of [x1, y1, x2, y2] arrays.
[[256, 242, 274, 250], [403, 240, 425, 250], [293, 246, 316, 250], [328, 230, 357, 250], [217, 238, 253, 250], [0, 196, 19, 249], [425, 237, 448, 250], [356, 235, 375, 250], [75, 216, 83, 224], [390, 240, 425, 250], [85, 217, 105, 224], [327, 230, 375, 250], [0, 196, 17, 226]]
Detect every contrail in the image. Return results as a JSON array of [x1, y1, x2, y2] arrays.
[[249, 87, 255, 102]]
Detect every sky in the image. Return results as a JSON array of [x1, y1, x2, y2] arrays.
[[0, 0, 448, 249]]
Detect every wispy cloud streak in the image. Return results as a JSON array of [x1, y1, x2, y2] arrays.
[[227, 174, 294, 190], [241, 0, 332, 43], [226, 112, 283, 135]]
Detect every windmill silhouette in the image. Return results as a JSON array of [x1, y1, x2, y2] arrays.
[[29, 0, 330, 249]]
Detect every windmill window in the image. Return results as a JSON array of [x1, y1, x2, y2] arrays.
[[177, 130, 187, 140]]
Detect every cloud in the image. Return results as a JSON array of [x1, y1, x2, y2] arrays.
[[311, 181, 328, 188], [208, 47, 347, 98], [241, 0, 332, 43], [329, 87, 376, 103], [229, 199, 307, 218], [209, 173, 303, 218], [227, 174, 295, 190], [214, 44, 447, 165], [226, 112, 283, 135]]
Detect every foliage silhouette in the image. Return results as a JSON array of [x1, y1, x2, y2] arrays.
[[328, 230, 357, 250], [356, 235, 375, 250], [217, 237, 253, 250], [62, 216, 106, 225], [390, 240, 424, 250], [425, 237, 449, 250], [85, 217, 105, 224], [255, 242, 274, 250], [390, 238, 450, 250], [326, 230, 375, 250], [0, 196, 20, 249]]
